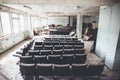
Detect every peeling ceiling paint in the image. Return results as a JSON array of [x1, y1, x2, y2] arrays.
[[1, 0, 119, 16]]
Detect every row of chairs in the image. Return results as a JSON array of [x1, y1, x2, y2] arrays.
[[17, 40, 34, 56], [28, 49, 85, 56], [34, 44, 84, 50], [35, 41, 82, 45], [20, 54, 87, 64], [45, 37, 78, 41], [20, 63, 104, 79]]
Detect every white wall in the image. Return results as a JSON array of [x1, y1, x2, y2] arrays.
[[96, 7, 111, 59], [83, 16, 99, 23], [47, 17, 69, 26], [105, 2, 120, 70], [96, 2, 120, 70], [0, 31, 30, 54]]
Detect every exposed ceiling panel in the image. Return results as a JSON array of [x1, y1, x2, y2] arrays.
[[2, 0, 119, 5], [1, 0, 119, 16]]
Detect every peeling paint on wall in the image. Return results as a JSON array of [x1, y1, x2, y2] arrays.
[[0, 31, 30, 54]]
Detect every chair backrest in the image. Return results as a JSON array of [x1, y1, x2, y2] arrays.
[[64, 49, 74, 54], [35, 42, 43, 45], [51, 38, 59, 41], [34, 55, 48, 63], [44, 45, 53, 50], [34, 45, 43, 50], [28, 50, 40, 56], [74, 45, 84, 49], [36, 64, 53, 76], [40, 50, 51, 55], [20, 56, 34, 63], [20, 63, 36, 75], [54, 45, 63, 50], [53, 49, 63, 55], [43, 41, 52, 45], [48, 55, 61, 64], [54, 64, 70, 76], [71, 38, 78, 41], [59, 38, 65, 40], [45, 38, 51, 41], [64, 45, 74, 49], [52, 41, 59, 45], [74, 49, 85, 54], [86, 64, 104, 76], [71, 64, 87, 76], [74, 54, 87, 64], [20, 56, 33, 63], [75, 42, 84, 46], [22, 47, 28, 55], [67, 41, 75, 45], [62, 54, 74, 64], [59, 41, 67, 45], [65, 38, 72, 40]]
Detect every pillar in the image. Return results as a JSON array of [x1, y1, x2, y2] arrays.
[[76, 14, 83, 38]]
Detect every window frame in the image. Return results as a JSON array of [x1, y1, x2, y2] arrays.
[[11, 12, 20, 33], [0, 11, 12, 36]]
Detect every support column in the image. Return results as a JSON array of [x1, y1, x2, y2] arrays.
[[76, 14, 83, 38], [70, 16, 73, 26]]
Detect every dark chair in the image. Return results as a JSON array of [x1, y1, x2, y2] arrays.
[[66, 38, 72, 40], [48, 55, 61, 64], [67, 41, 75, 45], [74, 49, 85, 54], [44, 45, 53, 50], [35, 42, 43, 45], [75, 42, 84, 46], [53, 49, 63, 55], [64, 49, 74, 54], [40, 50, 51, 55], [34, 55, 48, 63], [28, 50, 40, 56], [71, 38, 78, 41], [52, 41, 59, 45], [19, 47, 29, 56], [64, 45, 74, 49], [51, 38, 59, 41], [86, 64, 104, 77], [20, 55, 33, 64], [34, 45, 43, 50], [20, 63, 36, 80], [54, 64, 70, 76], [36, 64, 53, 76], [45, 38, 51, 41], [62, 54, 74, 64], [59, 41, 67, 45], [59, 38, 65, 40], [70, 64, 87, 76], [74, 45, 84, 49], [43, 41, 51, 45], [74, 54, 87, 64], [54, 45, 63, 50]]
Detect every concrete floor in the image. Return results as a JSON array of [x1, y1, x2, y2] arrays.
[[0, 38, 120, 80]]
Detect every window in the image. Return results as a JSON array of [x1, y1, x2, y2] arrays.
[[19, 14, 25, 31], [12, 19, 19, 33], [1, 12, 12, 35], [12, 13, 19, 33], [31, 16, 40, 28], [0, 21, 2, 36]]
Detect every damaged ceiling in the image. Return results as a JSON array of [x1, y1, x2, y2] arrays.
[[0, 0, 119, 16]]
